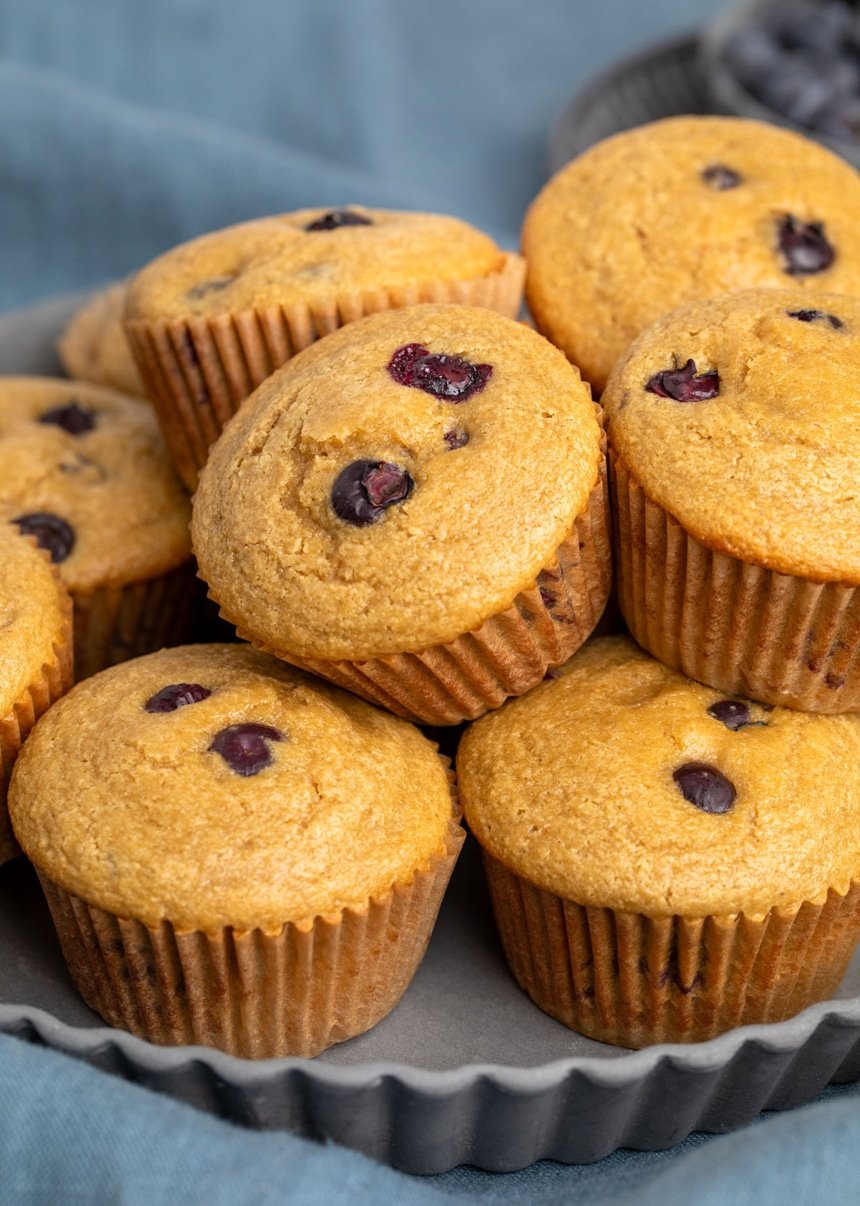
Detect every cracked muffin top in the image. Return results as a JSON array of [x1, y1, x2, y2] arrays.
[[9, 644, 456, 931], [459, 636, 860, 917], [0, 377, 190, 592], [125, 208, 517, 321], [191, 304, 602, 661], [522, 116, 860, 393], [601, 288, 860, 583]]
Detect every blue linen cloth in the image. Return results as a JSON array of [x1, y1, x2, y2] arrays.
[[2, 0, 721, 310], [1, 1033, 858, 1205], [2, 0, 858, 1200]]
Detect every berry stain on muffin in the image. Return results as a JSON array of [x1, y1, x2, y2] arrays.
[[13, 513, 76, 563], [443, 426, 470, 449], [787, 307, 844, 328], [144, 683, 212, 713], [38, 401, 97, 435], [186, 276, 236, 300], [701, 163, 743, 190], [778, 215, 835, 274], [388, 343, 492, 401], [645, 359, 720, 401]]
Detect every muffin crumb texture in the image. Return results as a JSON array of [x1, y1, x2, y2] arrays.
[[192, 305, 603, 660], [9, 645, 455, 933], [523, 116, 860, 391], [602, 288, 860, 583], [0, 376, 190, 591], [460, 636, 860, 918], [125, 208, 509, 321]]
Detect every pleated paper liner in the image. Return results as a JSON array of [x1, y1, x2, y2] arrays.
[[0, 592, 73, 865], [71, 560, 203, 682], [35, 809, 464, 1060], [214, 461, 612, 726], [609, 447, 860, 713], [483, 852, 860, 1047], [124, 253, 527, 491]]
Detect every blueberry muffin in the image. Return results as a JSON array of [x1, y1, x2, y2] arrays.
[[602, 287, 860, 713], [0, 524, 73, 863], [0, 377, 194, 679], [9, 643, 463, 1058], [192, 304, 611, 725], [58, 281, 144, 397], [459, 636, 860, 1046], [523, 116, 860, 393], [124, 208, 526, 488]]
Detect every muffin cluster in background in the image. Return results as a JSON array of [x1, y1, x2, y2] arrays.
[[3, 113, 860, 1059]]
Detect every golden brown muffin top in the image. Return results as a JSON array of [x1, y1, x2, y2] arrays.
[[192, 304, 602, 660], [0, 377, 191, 592], [125, 208, 510, 321], [460, 636, 860, 918], [58, 281, 144, 397], [0, 525, 70, 718], [9, 644, 456, 932], [522, 116, 860, 394], [602, 288, 860, 583]]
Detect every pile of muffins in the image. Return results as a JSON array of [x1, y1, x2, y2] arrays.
[[2, 114, 859, 1059]]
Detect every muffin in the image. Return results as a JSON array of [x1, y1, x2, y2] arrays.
[[123, 208, 526, 488], [0, 377, 195, 679], [192, 304, 611, 725], [602, 287, 860, 713], [459, 636, 860, 1047], [8, 644, 462, 1058], [522, 115, 860, 393], [0, 525, 73, 863], [58, 281, 144, 397]]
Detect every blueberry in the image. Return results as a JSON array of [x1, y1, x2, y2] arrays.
[[645, 359, 720, 402], [13, 513, 75, 563], [209, 723, 284, 776], [304, 210, 373, 232], [778, 215, 835, 275], [144, 683, 212, 713], [707, 700, 767, 731], [388, 344, 492, 402], [38, 401, 96, 436], [774, 2, 854, 57], [331, 459, 414, 526], [815, 95, 860, 139], [673, 762, 737, 814], [723, 28, 783, 90], [701, 164, 743, 191]]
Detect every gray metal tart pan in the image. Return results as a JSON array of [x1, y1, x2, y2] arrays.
[[1, 276, 859, 1174]]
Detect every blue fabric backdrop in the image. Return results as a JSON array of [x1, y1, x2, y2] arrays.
[[4, 0, 859, 1201], [2, 0, 721, 310]]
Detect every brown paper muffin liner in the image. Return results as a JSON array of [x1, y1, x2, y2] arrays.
[[125, 253, 527, 490], [219, 456, 611, 726], [609, 447, 860, 713], [35, 803, 464, 1060], [0, 592, 73, 865], [71, 560, 203, 682], [483, 852, 860, 1047]]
